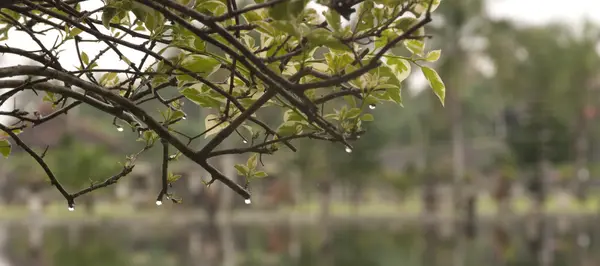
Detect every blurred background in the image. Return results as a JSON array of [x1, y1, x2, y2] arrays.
[[2, 0, 600, 265]]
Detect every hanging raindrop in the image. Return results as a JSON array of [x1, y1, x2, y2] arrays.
[[156, 200, 163, 206], [368, 104, 376, 110], [243, 140, 248, 144], [244, 198, 251, 205], [68, 206, 75, 212], [345, 146, 352, 153], [182, 116, 187, 120], [116, 126, 124, 132]]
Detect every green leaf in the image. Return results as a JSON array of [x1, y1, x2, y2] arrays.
[[276, 121, 300, 136], [180, 87, 222, 108], [197, 0, 228, 16], [361, 113, 374, 121], [306, 28, 349, 51], [404, 40, 424, 56], [0, 140, 10, 158], [421, 66, 445, 105], [180, 55, 221, 77], [324, 9, 342, 32], [425, 49, 441, 62], [204, 114, 229, 138], [99, 72, 118, 86], [346, 108, 362, 119], [170, 196, 183, 204], [69, 27, 83, 37], [167, 173, 182, 184], [283, 109, 306, 122], [169, 110, 186, 121], [380, 56, 411, 85], [141, 130, 158, 146], [80, 52, 89, 65], [385, 85, 402, 104], [271, 21, 300, 37], [253, 171, 269, 178], [0, 128, 22, 138], [269, 1, 290, 21], [143, 10, 165, 32], [242, 10, 264, 23], [101, 7, 118, 29], [235, 164, 250, 176], [247, 153, 258, 170], [269, 0, 307, 21]]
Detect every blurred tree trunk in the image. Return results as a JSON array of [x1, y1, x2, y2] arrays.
[[218, 139, 236, 218], [319, 179, 332, 223], [82, 194, 95, 214], [448, 76, 466, 220], [492, 223, 510, 266], [573, 79, 595, 202], [350, 184, 362, 216], [220, 221, 236, 266], [313, 147, 331, 223]]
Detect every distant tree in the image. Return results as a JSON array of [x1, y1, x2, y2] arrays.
[[0, 0, 444, 209]]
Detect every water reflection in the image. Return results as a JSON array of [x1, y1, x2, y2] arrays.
[[0, 216, 598, 266]]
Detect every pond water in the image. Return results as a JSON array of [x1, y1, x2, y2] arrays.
[[0, 216, 598, 266]]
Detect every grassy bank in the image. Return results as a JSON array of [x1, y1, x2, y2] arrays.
[[0, 192, 598, 225]]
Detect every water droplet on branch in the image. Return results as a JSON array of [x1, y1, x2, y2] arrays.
[[68, 206, 75, 212], [116, 126, 124, 132], [244, 198, 251, 205], [368, 104, 376, 110], [345, 146, 352, 153], [156, 200, 162, 206], [243, 140, 248, 144]]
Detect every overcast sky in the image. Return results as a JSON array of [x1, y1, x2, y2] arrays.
[[487, 0, 600, 26]]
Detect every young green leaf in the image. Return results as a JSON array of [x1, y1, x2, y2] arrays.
[[0, 128, 22, 138], [404, 40, 424, 56], [101, 7, 118, 29], [167, 173, 182, 184], [253, 171, 269, 178], [425, 50, 441, 62], [421, 66, 445, 105], [361, 113, 374, 121], [204, 114, 229, 138], [0, 140, 10, 158], [180, 55, 221, 77], [235, 164, 250, 176], [247, 153, 258, 170], [80, 52, 89, 65], [380, 57, 412, 85], [180, 87, 222, 108], [346, 108, 362, 119]]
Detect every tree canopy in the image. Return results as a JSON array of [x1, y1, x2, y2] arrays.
[[0, 0, 445, 209]]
